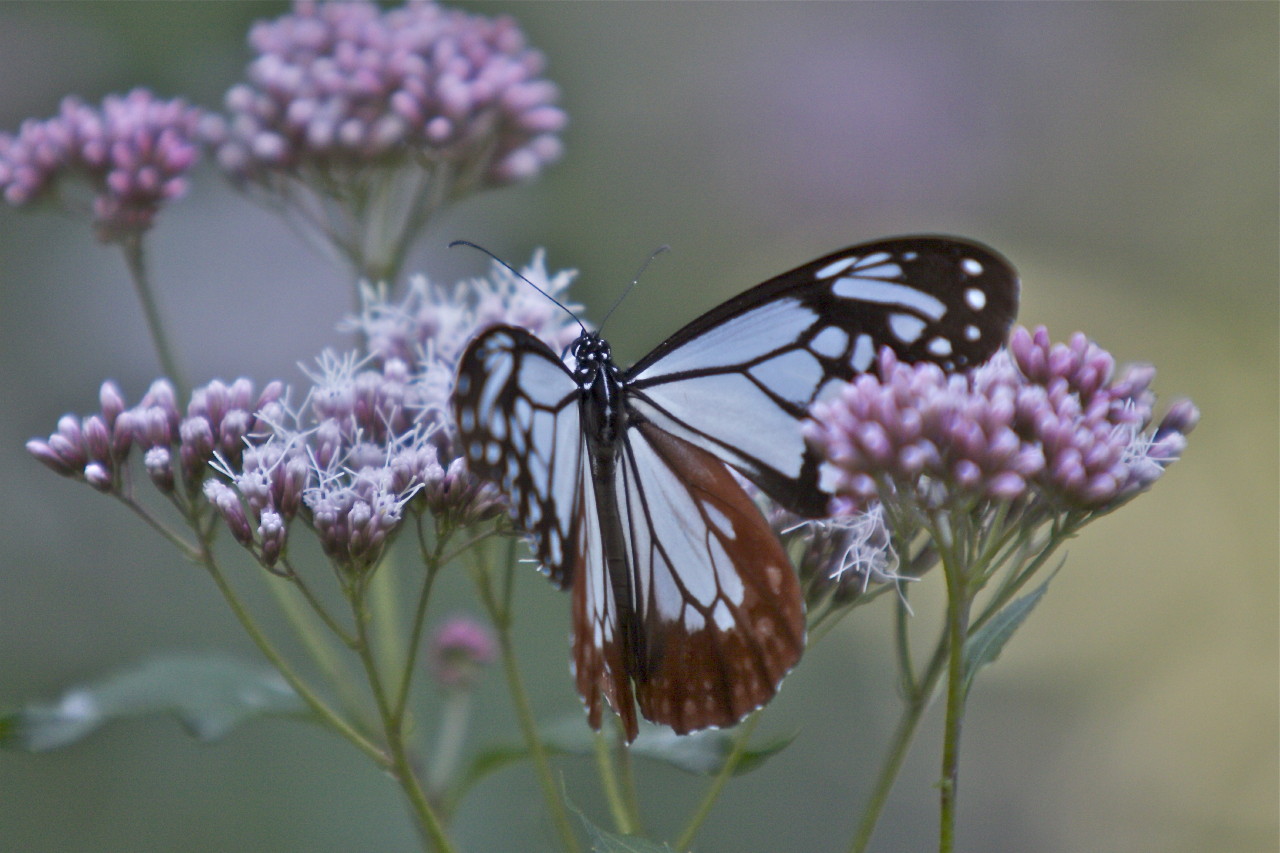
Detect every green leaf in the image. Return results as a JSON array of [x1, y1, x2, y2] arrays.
[[0, 653, 307, 751], [572, 797, 680, 853], [456, 717, 795, 799], [962, 577, 1054, 699], [620, 725, 795, 776]]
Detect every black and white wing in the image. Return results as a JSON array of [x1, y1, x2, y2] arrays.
[[453, 325, 805, 740], [452, 326, 584, 588], [598, 421, 804, 737], [626, 235, 1019, 516]]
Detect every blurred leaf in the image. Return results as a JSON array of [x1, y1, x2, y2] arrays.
[[962, 577, 1054, 699], [0, 653, 307, 752], [619, 724, 796, 776], [457, 716, 795, 799], [572, 797, 680, 853]]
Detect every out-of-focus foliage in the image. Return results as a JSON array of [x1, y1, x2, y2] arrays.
[[0, 3, 1273, 851]]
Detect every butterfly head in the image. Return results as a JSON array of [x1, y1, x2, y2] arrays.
[[571, 332, 619, 385]]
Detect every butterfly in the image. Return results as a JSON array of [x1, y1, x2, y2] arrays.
[[452, 235, 1019, 741]]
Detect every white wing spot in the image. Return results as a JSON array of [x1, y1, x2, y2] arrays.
[[468, 440, 483, 460], [488, 410, 507, 440], [683, 608, 706, 632], [749, 349, 824, 404], [965, 324, 981, 341], [815, 377, 844, 402], [851, 333, 876, 372], [531, 410, 556, 462], [476, 352, 512, 419], [965, 287, 987, 310], [514, 396, 533, 431], [633, 297, 815, 381], [815, 256, 858, 279], [854, 262, 904, 280], [485, 441, 501, 465], [962, 258, 984, 277], [459, 408, 475, 432], [889, 313, 927, 344], [713, 600, 735, 631], [455, 374, 470, 395], [810, 325, 849, 358], [704, 503, 734, 538], [833, 277, 947, 319], [856, 251, 891, 267], [927, 337, 953, 357], [527, 448, 550, 496]]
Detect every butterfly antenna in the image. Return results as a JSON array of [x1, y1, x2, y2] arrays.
[[598, 245, 670, 334], [448, 240, 586, 333]]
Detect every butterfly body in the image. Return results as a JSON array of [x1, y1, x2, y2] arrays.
[[453, 236, 1019, 740]]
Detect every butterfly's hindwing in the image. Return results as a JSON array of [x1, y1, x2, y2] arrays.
[[619, 423, 804, 734], [627, 236, 1019, 517]]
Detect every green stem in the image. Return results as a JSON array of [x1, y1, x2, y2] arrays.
[[616, 736, 643, 835], [352, 585, 458, 852], [264, 570, 365, 717], [197, 545, 386, 768], [848, 612, 952, 853], [119, 234, 188, 398], [937, 561, 973, 853], [281, 562, 358, 647], [115, 493, 200, 560], [848, 686, 928, 853], [427, 688, 472, 795], [675, 713, 761, 852], [971, 518, 1078, 636], [394, 525, 446, 720], [472, 554, 582, 853], [371, 553, 407, 694], [592, 729, 635, 835]]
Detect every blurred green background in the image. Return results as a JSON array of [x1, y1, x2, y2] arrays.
[[0, 2, 1275, 851]]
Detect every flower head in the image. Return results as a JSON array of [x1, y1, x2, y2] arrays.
[[430, 615, 497, 689], [204, 0, 565, 279], [29, 251, 580, 573], [777, 502, 902, 614], [347, 249, 581, 368], [0, 89, 203, 241], [805, 326, 1198, 519]]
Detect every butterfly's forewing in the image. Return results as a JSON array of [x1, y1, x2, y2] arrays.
[[628, 236, 1019, 517], [453, 326, 583, 587]]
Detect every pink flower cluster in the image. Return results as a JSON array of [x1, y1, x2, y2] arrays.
[[0, 89, 203, 240], [208, 0, 565, 187], [806, 326, 1198, 515]]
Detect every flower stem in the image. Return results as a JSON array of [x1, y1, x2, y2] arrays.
[[197, 544, 386, 768], [394, 532, 444, 719], [118, 233, 188, 398], [427, 688, 472, 795], [848, 604, 951, 853], [471, 549, 582, 853], [938, 559, 974, 853], [351, 584, 457, 852], [675, 712, 761, 852], [592, 729, 636, 835]]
